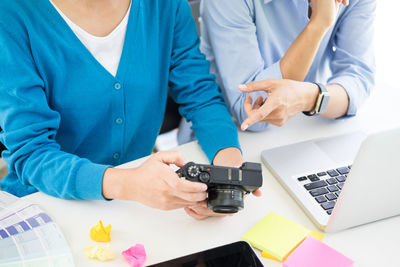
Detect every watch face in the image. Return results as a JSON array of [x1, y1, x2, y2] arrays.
[[319, 93, 330, 114], [316, 94, 325, 114], [303, 83, 329, 116]]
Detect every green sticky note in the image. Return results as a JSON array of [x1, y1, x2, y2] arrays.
[[242, 212, 311, 261]]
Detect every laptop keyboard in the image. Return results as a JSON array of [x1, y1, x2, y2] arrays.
[[297, 165, 351, 215]]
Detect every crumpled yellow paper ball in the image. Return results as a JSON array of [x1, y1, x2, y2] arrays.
[[90, 220, 112, 242], [84, 244, 115, 261]]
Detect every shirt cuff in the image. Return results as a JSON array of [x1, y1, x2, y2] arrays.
[[75, 161, 111, 200], [327, 76, 362, 116]]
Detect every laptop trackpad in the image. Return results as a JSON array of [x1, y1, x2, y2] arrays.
[[261, 132, 365, 177], [314, 132, 365, 164], [262, 141, 336, 177]]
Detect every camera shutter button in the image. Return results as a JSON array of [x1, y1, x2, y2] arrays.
[[199, 172, 210, 183]]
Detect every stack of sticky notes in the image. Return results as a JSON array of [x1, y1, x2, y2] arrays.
[[283, 236, 353, 267], [242, 212, 323, 261], [242, 212, 353, 266]]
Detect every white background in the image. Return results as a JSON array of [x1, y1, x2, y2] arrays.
[[375, 2, 400, 88]]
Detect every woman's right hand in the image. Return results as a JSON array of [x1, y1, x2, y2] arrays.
[[102, 151, 208, 210]]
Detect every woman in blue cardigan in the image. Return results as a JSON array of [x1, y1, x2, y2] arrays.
[[0, 0, 254, 220]]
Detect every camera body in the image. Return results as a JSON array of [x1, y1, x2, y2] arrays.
[[176, 162, 263, 213]]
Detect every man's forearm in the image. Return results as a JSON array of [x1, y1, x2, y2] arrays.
[[280, 0, 343, 81], [280, 22, 328, 81]]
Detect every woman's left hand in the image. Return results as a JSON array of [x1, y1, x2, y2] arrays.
[[184, 201, 233, 220], [238, 79, 319, 130]]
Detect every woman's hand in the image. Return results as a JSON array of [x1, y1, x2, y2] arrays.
[[239, 79, 319, 130], [185, 187, 262, 220], [212, 147, 243, 167], [102, 151, 208, 210], [184, 201, 233, 220]]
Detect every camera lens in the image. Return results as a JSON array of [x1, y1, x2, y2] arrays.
[[207, 186, 245, 213]]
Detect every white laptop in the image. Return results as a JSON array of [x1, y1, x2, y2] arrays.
[[261, 128, 400, 232]]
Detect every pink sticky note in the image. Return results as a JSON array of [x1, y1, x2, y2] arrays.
[[283, 236, 353, 267], [122, 244, 146, 267]]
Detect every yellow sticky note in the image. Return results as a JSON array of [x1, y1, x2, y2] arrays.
[[84, 244, 115, 261], [261, 251, 280, 261], [310, 230, 324, 241], [90, 220, 112, 242], [261, 231, 324, 261], [242, 212, 312, 261], [261, 238, 303, 261]]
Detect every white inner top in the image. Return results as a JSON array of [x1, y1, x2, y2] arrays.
[[50, 1, 131, 77]]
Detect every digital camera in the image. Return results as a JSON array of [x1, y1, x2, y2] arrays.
[[176, 162, 263, 213]]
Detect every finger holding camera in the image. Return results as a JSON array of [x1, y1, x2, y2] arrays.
[[185, 188, 262, 220], [184, 201, 234, 220], [102, 151, 208, 210]]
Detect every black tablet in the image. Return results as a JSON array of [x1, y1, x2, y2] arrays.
[[148, 241, 263, 267]]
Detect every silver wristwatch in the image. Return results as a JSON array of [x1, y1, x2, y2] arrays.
[[303, 83, 330, 116]]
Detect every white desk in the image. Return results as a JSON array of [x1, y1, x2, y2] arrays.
[[24, 82, 400, 267]]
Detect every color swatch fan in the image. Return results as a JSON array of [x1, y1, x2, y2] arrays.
[[0, 191, 75, 266]]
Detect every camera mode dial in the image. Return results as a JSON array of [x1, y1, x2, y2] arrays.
[[187, 165, 200, 178]]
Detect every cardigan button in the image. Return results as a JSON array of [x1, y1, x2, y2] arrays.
[[115, 118, 123, 124], [114, 82, 121, 90], [113, 153, 120, 159]]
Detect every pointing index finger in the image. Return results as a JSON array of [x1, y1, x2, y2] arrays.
[[238, 79, 278, 93]]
